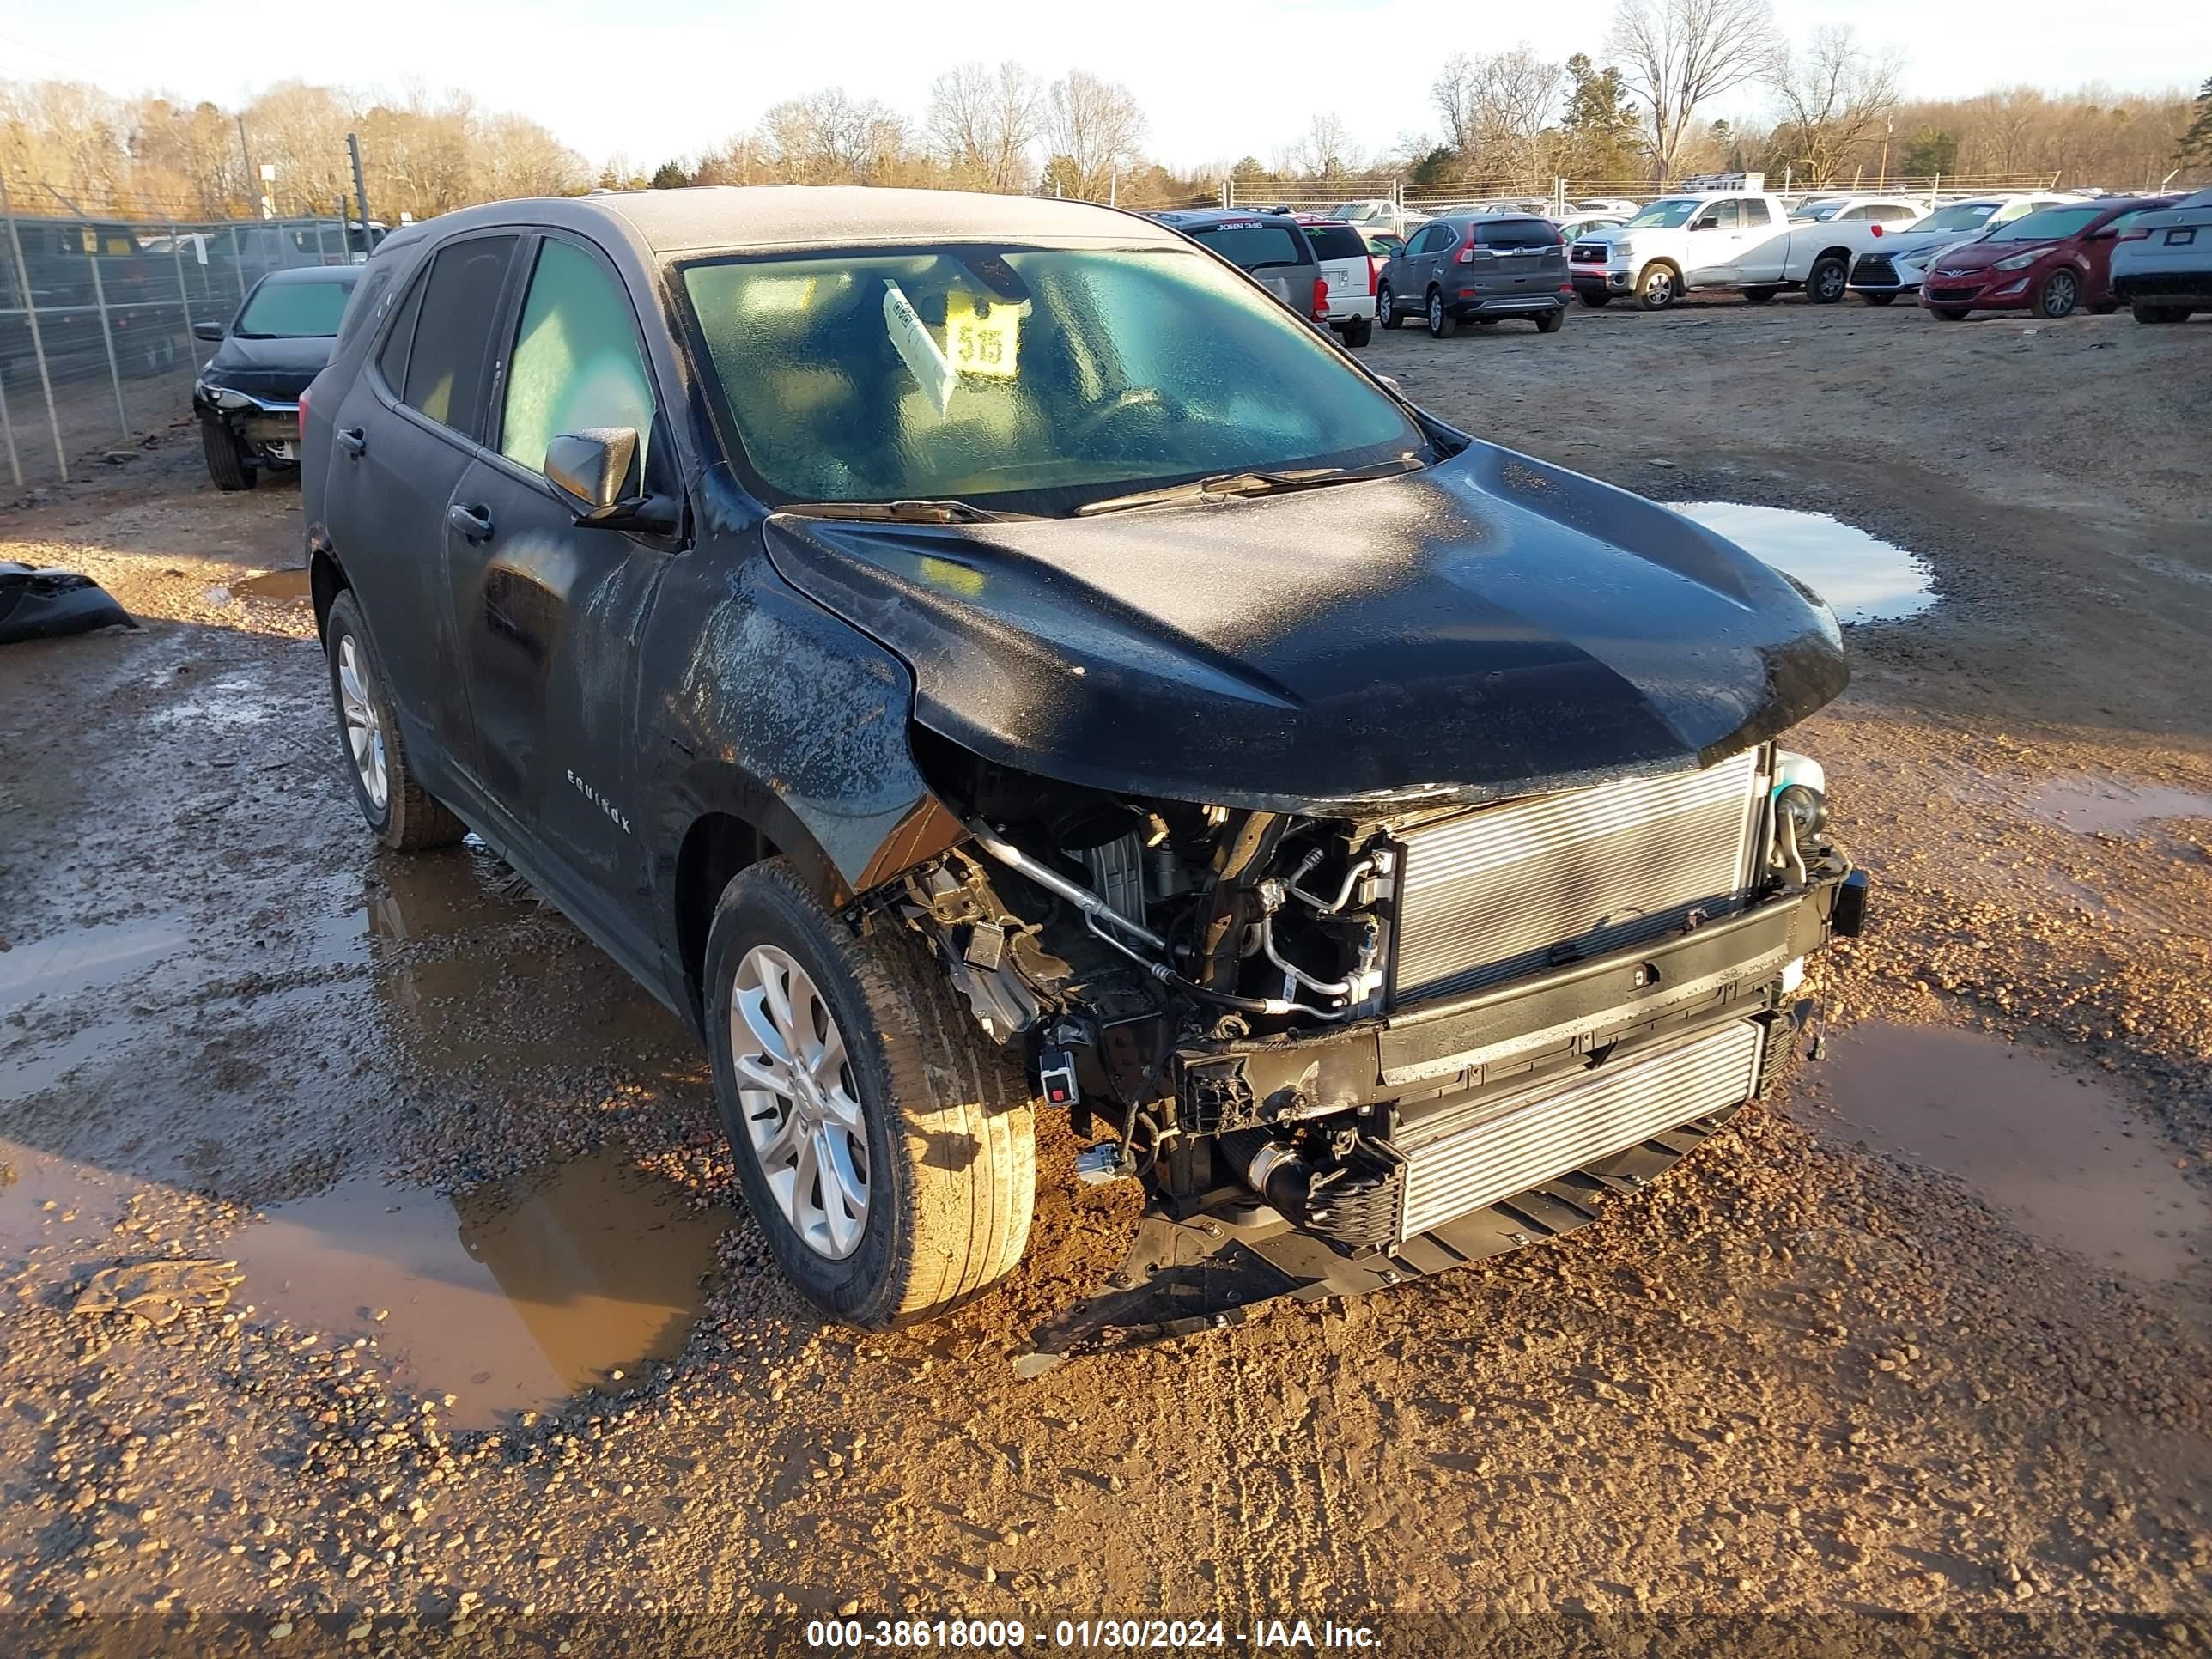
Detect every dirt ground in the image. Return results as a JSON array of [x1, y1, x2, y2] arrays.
[[3, 294, 2210, 1657]]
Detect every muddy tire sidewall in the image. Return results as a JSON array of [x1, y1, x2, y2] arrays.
[[322, 590, 465, 852], [706, 860, 1035, 1329]]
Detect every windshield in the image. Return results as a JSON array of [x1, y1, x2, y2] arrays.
[[680, 245, 1425, 516], [1910, 202, 2000, 234], [1989, 205, 2103, 242], [1625, 199, 1700, 229], [235, 277, 356, 338], [1790, 200, 1845, 222]]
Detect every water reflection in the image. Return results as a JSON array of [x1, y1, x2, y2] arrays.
[[1674, 501, 1936, 624]]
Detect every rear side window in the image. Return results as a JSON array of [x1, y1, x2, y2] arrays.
[[377, 273, 427, 393], [1409, 223, 1453, 256], [1474, 219, 1560, 248], [399, 234, 519, 434], [1187, 223, 1310, 270], [1301, 224, 1369, 261], [1741, 199, 1772, 227], [499, 239, 658, 475]]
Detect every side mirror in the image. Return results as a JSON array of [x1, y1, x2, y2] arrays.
[[191, 320, 225, 343], [545, 427, 640, 520], [544, 427, 680, 536]]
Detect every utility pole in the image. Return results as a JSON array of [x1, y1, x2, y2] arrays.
[[346, 132, 372, 257], [236, 116, 255, 213]]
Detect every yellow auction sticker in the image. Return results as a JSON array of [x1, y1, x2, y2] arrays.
[[944, 295, 1021, 379]]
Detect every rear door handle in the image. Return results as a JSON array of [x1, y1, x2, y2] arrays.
[[447, 502, 495, 542], [336, 426, 367, 457]]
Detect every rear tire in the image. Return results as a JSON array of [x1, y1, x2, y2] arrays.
[[1534, 307, 1565, 333], [1635, 264, 1678, 311], [322, 590, 466, 852], [1345, 316, 1374, 347], [1742, 285, 1779, 305], [200, 413, 254, 492], [706, 860, 1036, 1328], [1858, 290, 1898, 307], [1804, 255, 1849, 304], [1426, 289, 1456, 338], [1377, 284, 1402, 329]]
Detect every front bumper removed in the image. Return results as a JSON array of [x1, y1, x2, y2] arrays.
[[1016, 869, 1867, 1373]]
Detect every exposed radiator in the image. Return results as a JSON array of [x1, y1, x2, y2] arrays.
[[1392, 1017, 1764, 1241], [1389, 749, 1765, 1003]]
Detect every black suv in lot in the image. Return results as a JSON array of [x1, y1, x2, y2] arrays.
[[302, 187, 1866, 1341]]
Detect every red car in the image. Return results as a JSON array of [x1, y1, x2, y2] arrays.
[[1921, 197, 2179, 320]]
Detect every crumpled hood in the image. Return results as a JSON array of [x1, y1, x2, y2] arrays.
[[762, 441, 1849, 813], [203, 331, 333, 392]]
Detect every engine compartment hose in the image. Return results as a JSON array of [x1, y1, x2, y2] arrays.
[[964, 820, 1169, 950], [1221, 1128, 1313, 1221]]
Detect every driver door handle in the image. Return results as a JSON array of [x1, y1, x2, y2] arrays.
[[336, 426, 367, 457], [447, 502, 495, 543]]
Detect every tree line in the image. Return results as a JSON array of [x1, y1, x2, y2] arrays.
[[3, 9, 2205, 228]]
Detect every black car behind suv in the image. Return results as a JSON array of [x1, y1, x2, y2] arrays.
[[303, 187, 1864, 1340], [194, 265, 361, 489]]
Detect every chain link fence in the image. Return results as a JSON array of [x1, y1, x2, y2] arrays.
[[1, 191, 368, 491]]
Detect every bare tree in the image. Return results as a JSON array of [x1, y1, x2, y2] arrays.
[[1765, 26, 1902, 182], [927, 60, 1042, 191], [1289, 112, 1363, 179], [756, 88, 912, 185], [1608, 0, 1780, 182], [1431, 48, 1563, 179], [1043, 71, 1146, 199]]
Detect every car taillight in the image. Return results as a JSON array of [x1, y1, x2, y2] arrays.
[[1312, 276, 1328, 319], [1455, 228, 1478, 264], [1871, 223, 1884, 238], [1368, 256, 1381, 295], [2117, 227, 2153, 241], [297, 382, 311, 428]]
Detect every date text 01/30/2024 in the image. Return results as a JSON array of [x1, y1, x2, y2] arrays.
[[805, 1618, 1384, 1650]]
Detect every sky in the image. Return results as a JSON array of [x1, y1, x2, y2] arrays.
[[1, 0, 2201, 172]]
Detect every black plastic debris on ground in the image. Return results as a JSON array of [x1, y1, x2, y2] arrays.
[[0, 563, 137, 644]]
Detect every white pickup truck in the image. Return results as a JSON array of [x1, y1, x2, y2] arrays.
[[1569, 191, 1926, 310]]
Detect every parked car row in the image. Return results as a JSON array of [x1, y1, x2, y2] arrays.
[[1877, 191, 2209, 323]]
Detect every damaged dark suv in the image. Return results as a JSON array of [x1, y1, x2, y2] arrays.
[[301, 187, 1868, 1348]]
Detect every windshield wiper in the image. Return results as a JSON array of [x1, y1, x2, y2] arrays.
[[776, 498, 1012, 524], [1073, 459, 1420, 518]]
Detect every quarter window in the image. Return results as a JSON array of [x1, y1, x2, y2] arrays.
[[500, 239, 657, 475], [1740, 199, 1771, 227], [397, 234, 520, 435]]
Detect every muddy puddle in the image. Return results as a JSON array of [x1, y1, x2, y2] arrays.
[[0, 917, 194, 1013], [1673, 501, 1936, 624], [233, 568, 311, 604], [1802, 1023, 2209, 1306], [228, 1146, 728, 1427], [2022, 777, 2212, 838]]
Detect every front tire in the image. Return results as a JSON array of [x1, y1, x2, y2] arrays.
[[1426, 289, 1457, 337], [1858, 290, 1898, 307], [1577, 290, 1611, 308], [1742, 285, 1779, 305], [707, 860, 1036, 1328], [200, 412, 254, 492], [1376, 284, 1401, 329], [2032, 269, 2079, 319], [1930, 306, 1970, 321], [2131, 301, 2191, 324], [1635, 264, 1678, 311], [323, 590, 465, 852]]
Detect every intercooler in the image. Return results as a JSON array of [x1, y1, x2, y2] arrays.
[[1389, 1016, 1765, 1241], [1389, 748, 1767, 1004]]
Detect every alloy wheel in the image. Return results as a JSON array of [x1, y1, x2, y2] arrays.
[[730, 944, 871, 1261], [2045, 271, 2078, 317], [335, 634, 388, 812], [1429, 293, 1443, 332]]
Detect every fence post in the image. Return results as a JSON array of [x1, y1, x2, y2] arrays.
[[0, 173, 67, 483], [84, 236, 132, 441], [0, 343, 19, 488]]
